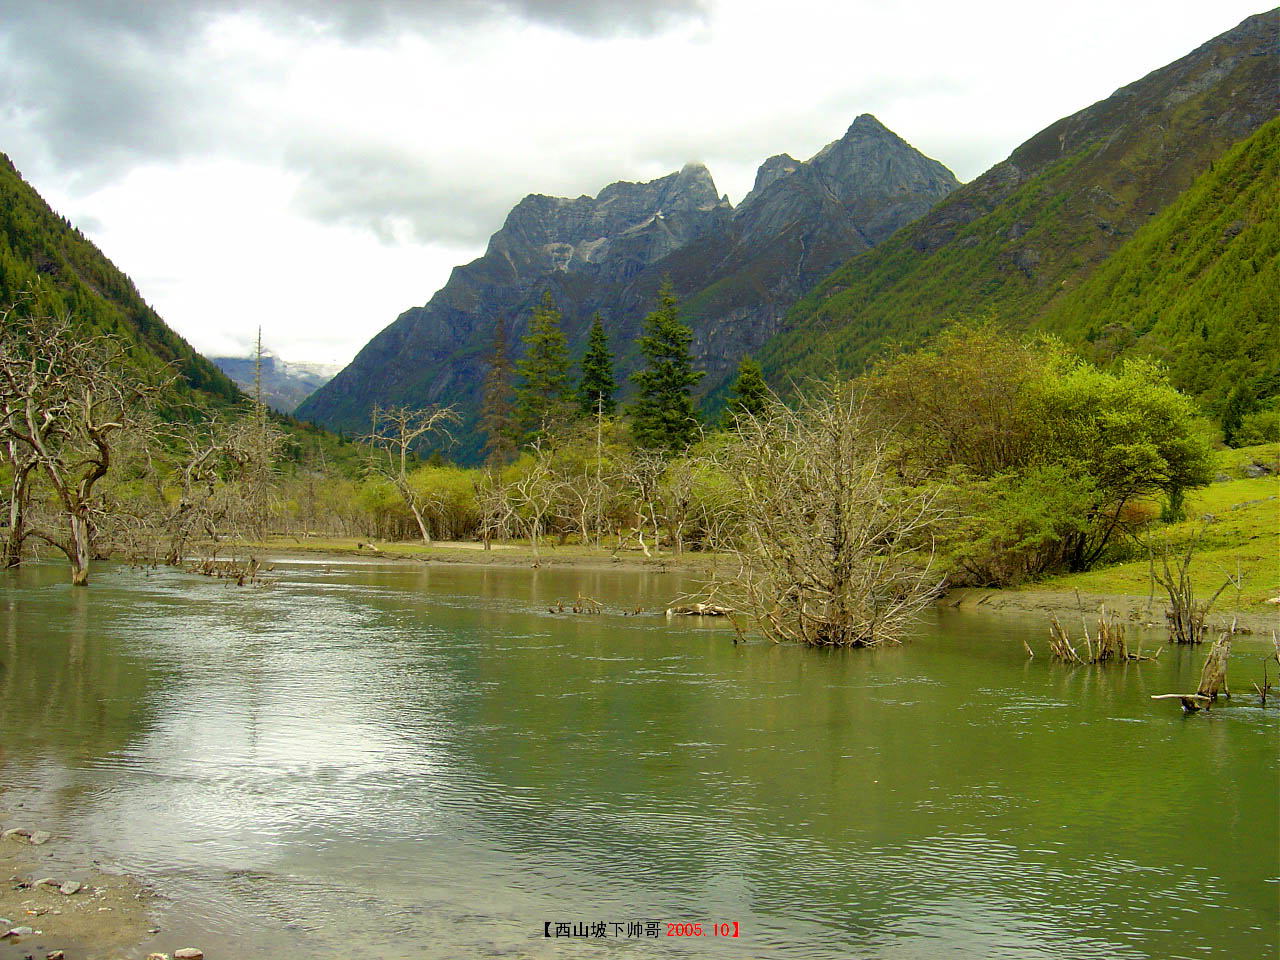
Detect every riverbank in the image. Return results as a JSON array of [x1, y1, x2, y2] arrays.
[[249, 532, 1277, 634], [253, 535, 724, 575], [940, 586, 1277, 637], [0, 825, 157, 960]]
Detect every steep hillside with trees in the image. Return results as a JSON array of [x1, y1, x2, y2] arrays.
[[1036, 116, 1279, 433], [0, 153, 241, 407], [759, 13, 1277, 405]]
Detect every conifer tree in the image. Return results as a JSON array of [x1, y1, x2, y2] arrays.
[[721, 356, 770, 429], [479, 314, 517, 464], [515, 291, 573, 440], [630, 280, 704, 451], [576, 313, 617, 418]]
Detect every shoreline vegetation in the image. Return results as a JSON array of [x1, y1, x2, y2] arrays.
[[2, 301, 1276, 648]]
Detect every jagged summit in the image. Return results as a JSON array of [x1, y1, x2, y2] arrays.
[[487, 164, 730, 280], [735, 112, 959, 244]]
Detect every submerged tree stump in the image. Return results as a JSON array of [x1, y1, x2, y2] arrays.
[[1152, 626, 1235, 712]]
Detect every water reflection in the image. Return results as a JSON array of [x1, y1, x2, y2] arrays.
[[1, 560, 1276, 958]]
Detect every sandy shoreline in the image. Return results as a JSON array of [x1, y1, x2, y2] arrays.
[[0, 827, 158, 960], [940, 586, 1278, 637]]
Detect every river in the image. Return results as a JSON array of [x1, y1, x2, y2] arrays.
[[1, 559, 1276, 958]]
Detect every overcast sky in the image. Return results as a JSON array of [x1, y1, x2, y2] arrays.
[[0, 1, 1268, 365]]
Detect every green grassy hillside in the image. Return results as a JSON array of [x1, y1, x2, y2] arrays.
[[1036, 117, 1279, 424], [1028, 444, 1279, 612]]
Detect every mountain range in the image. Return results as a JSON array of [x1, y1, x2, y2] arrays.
[[296, 114, 960, 459], [211, 350, 342, 414], [760, 11, 1278, 416], [299, 11, 1277, 459]]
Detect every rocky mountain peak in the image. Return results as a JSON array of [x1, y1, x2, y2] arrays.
[[298, 114, 957, 459], [741, 153, 801, 206], [734, 114, 959, 245], [809, 112, 954, 201], [472, 164, 734, 285]]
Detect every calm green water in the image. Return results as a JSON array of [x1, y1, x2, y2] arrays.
[[0, 559, 1276, 959]]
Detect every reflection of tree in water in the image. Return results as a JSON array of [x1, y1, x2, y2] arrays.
[[0, 566, 160, 766]]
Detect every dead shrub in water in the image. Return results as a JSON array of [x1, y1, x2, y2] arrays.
[[1042, 608, 1159, 664]]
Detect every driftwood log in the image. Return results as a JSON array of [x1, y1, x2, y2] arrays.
[[666, 602, 732, 617]]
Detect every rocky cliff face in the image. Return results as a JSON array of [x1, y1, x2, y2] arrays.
[[297, 116, 958, 459], [676, 114, 958, 380]]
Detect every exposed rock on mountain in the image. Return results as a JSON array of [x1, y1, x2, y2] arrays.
[[297, 116, 958, 459]]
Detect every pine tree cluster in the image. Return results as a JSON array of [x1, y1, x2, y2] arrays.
[[478, 278, 774, 461]]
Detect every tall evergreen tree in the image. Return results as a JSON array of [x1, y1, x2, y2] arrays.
[[479, 314, 517, 464], [576, 313, 617, 418], [721, 356, 770, 429], [515, 291, 573, 439], [630, 280, 704, 451]]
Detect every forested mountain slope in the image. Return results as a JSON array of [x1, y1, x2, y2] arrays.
[[1037, 116, 1279, 424]]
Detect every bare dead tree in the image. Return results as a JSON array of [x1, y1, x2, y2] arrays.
[[616, 447, 668, 557], [362, 404, 459, 545], [504, 441, 570, 565], [1146, 522, 1242, 644], [658, 454, 699, 558], [0, 309, 168, 584], [146, 411, 283, 563], [703, 381, 944, 647]]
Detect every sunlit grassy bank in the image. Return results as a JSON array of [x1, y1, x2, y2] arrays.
[[1023, 444, 1278, 613]]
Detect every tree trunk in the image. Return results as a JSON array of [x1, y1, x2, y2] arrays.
[[68, 512, 91, 586], [4, 462, 34, 568], [409, 502, 433, 546]]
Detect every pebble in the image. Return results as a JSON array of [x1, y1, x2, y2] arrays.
[[174, 950, 205, 960], [3, 925, 34, 937], [28, 830, 50, 845], [58, 880, 82, 896], [147, 953, 171, 960], [47, 951, 66, 960]]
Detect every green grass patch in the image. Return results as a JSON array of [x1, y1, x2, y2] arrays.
[[1026, 455, 1278, 612]]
